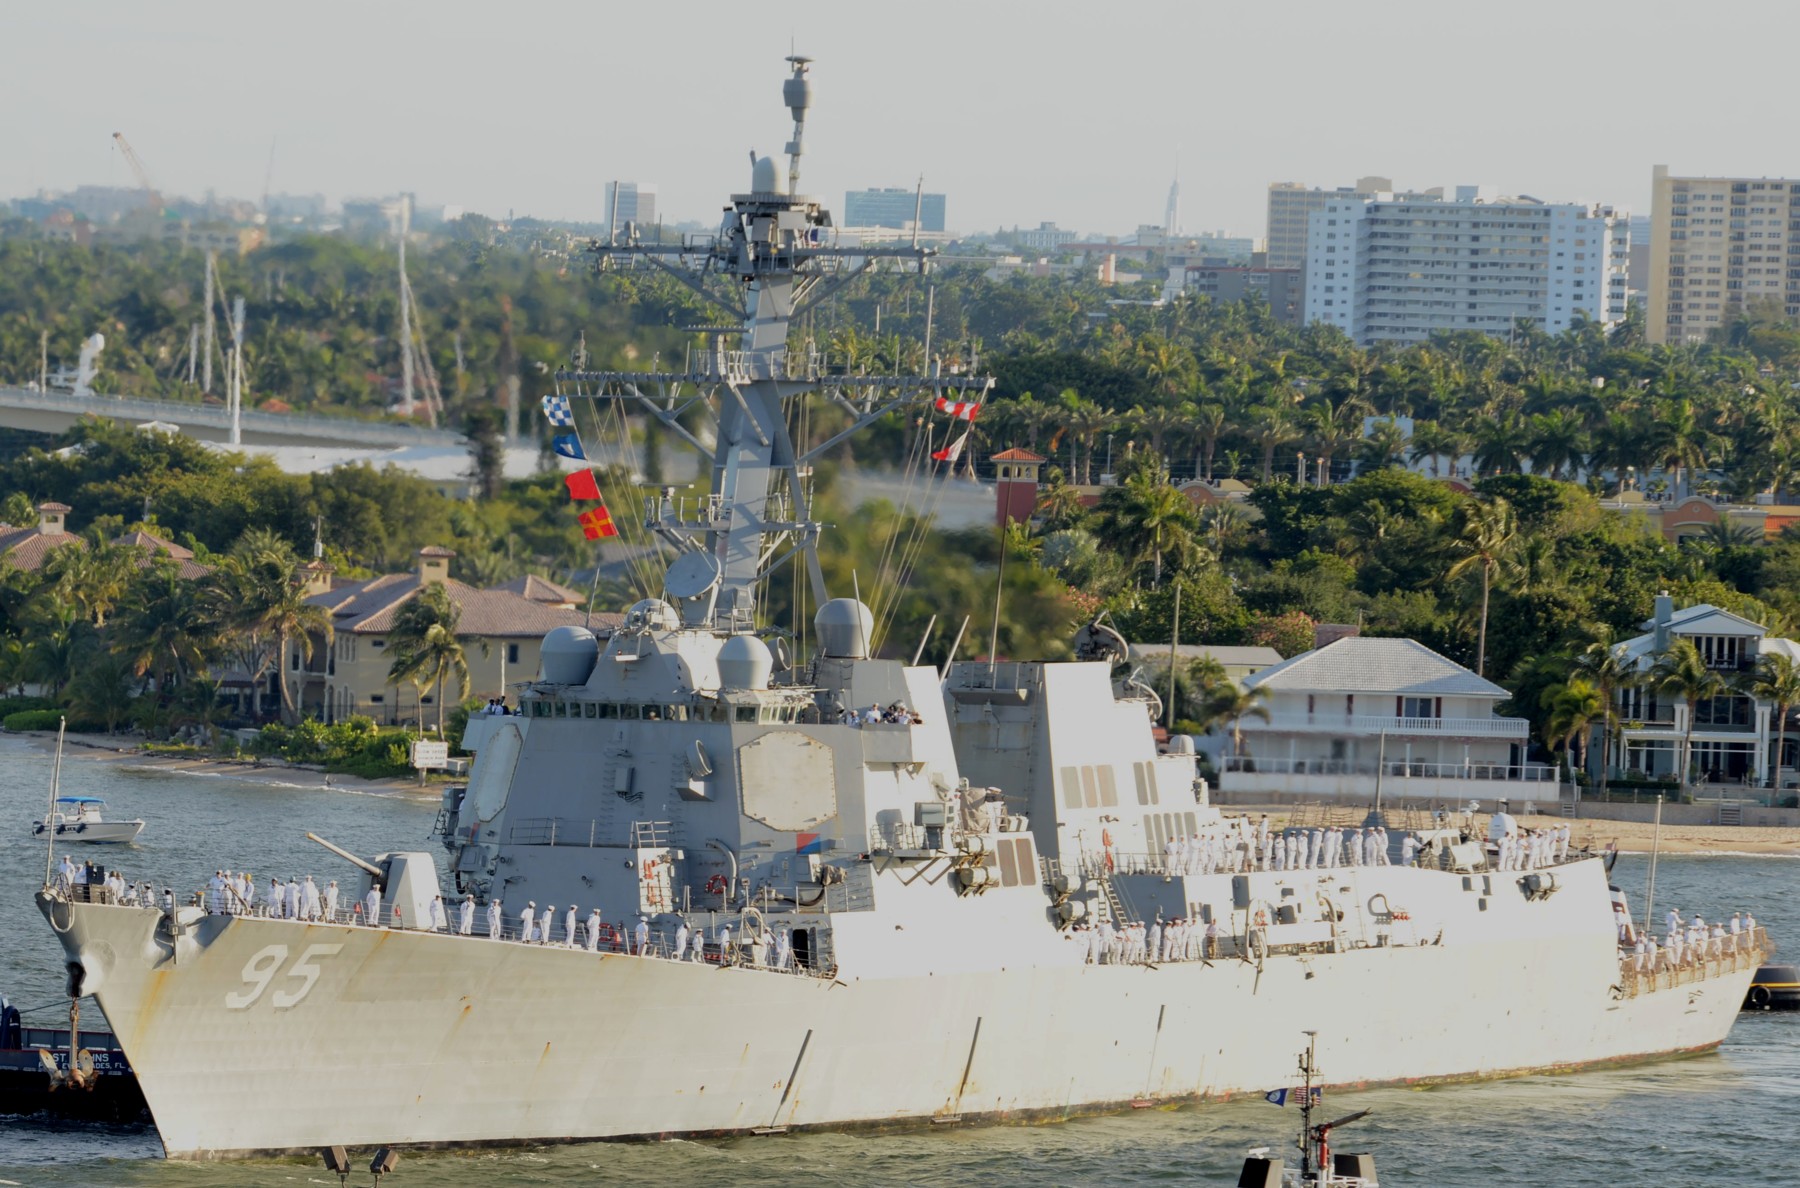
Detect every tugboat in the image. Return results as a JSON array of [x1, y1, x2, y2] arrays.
[[1744, 964, 1800, 1011], [1238, 1033, 1378, 1187]]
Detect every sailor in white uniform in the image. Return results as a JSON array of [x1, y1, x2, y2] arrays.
[[564, 905, 579, 948], [207, 872, 225, 914], [690, 927, 707, 962], [717, 923, 732, 965], [365, 885, 382, 926], [635, 917, 651, 956], [673, 920, 689, 960], [302, 876, 321, 921], [428, 895, 447, 932], [538, 905, 555, 945], [285, 878, 301, 920], [774, 929, 793, 970], [486, 898, 503, 939], [324, 880, 340, 922], [519, 901, 536, 943], [458, 894, 475, 935]]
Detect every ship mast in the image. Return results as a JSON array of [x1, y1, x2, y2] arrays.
[[565, 56, 991, 635]]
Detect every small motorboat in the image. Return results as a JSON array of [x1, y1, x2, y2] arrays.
[[32, 797, 144, 845], [1238, 1033, 1378, 1187], [1743, 964, 1800, 1011]]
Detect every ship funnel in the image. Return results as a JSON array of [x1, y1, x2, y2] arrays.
[[815, 598, 874, 660]]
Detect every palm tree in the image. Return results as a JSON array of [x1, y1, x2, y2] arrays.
[[1245, 403, 1295, 482], [1651, 638, 1725, 788], [1541, 675, 1603, 781], [1747, 651, 1800, 789], [1190, 402, 1227, 482], [1202, 682, 1270, 761], [386, 584, 478, 735], [1445, 498, 1518, 677], [1358, 418, 1409, 473], [114, 563, 218, 698], [1099, 467, 1199, 588], [1573, 628, 1639, 799]]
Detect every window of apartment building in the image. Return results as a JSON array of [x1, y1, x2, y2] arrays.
[[1694, 695, 1752, 728]]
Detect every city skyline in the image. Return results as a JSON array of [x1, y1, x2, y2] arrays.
[[8, 0, 1797, 238]]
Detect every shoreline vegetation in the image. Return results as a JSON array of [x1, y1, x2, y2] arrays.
[[13, 728, 432, 796]]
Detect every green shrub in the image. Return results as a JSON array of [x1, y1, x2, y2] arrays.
[[5, 709, 67, 732], [249, 717, 416, 779], [0, 696, 54, 717]]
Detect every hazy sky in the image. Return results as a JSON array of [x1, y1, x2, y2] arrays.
[[8, 0, 1795, 237]]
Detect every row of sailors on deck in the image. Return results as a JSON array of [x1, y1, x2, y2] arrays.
[[486, 899, 798, 968], [1147, 819, 1400, 875], [841, 701, 922, 726], [1268, 825, 1393, 872], [55, 858, 143, 903], [1627, 911, 1757, 971], [203, 871, 344, 921], [1072, 917, 1224, 965], [1492, 826, 1572, 871]]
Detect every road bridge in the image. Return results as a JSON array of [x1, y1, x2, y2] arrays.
[[0, 387, 466, 450]]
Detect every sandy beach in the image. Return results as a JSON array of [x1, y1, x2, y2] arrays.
[[13, 730, 435, 798], [1221, 806, 1800, 856]]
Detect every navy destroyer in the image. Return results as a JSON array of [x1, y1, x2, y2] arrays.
[[36, 58, 1768, 1159]]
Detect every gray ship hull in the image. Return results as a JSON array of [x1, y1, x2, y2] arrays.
[[39, 857, 1757, 1159]]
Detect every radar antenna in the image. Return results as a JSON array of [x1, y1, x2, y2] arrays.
[[566, 56, 993, 634]]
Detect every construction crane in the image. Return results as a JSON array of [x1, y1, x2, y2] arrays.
[[110, 132, 162, 215]]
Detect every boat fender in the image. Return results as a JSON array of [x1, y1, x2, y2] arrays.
[[74, 823, 86, 834], [32, 823, 42, 836], [1750, 984, 1772, 1009]]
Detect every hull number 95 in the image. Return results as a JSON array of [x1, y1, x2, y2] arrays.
[[225, 943, 343, 1009]]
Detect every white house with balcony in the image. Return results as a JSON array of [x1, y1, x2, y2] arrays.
[[1217, 636, 1551, 800], [1613, 595, 1800, 786]]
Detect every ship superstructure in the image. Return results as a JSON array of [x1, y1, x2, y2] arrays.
[[35, 59, 1768, 1160]]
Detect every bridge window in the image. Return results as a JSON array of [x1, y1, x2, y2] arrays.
[[736, 706, 757, 723]]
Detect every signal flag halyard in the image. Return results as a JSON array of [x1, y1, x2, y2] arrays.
[[932, 429, 970, 463], [935, 395, 981, 421], [541, 394, 575, 426], [565, 470, 602, 501], [579, 505, 618, 540]]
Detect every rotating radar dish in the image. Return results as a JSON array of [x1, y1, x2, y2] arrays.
[[665, 552, 722, 601], [664, 552, 722, 628]]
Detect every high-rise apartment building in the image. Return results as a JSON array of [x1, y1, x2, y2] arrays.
[[843, 188, 946, 232], [604, 182, 657, 231], [1265, 178, 1402, 269], [1303, 189, 1629, 347], [1648, 165, 1800, 345]]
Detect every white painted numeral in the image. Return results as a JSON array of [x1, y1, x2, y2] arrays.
[[225, 945, 288, 1009], [225, 943, 343, 1010], [272, 944, 342, 1009]]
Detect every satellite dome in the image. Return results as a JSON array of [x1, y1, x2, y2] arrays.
[[814, 598, 874, 659], [717, 634, 774, 691], [624, 598, 682, 633], [540, 626, 598, 685], [751, 155, 786, 195]]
